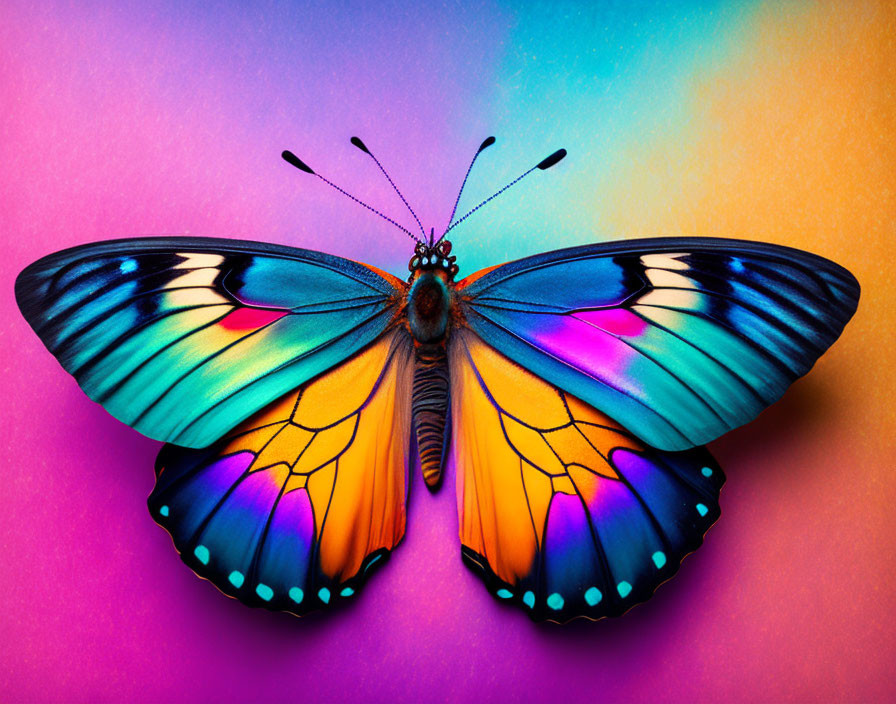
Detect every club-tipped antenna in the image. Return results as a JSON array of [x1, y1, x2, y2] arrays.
[[282, 150, 423, 244], [444, 136, 496, 234], [438, 147, 567, 242], [350, 137, 427, 241]]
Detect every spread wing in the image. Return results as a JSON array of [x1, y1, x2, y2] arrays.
[[15, 237, 404, 448], [458, 237, 859, 451], [148, 330, 414, 615], [450, 330, 723, 623]]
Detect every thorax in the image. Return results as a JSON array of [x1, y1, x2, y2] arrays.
[[407, 270, 453, 344]]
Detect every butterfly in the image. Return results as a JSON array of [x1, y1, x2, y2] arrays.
[[14, 136, 860, 623]]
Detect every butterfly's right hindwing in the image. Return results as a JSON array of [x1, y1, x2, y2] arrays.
[[450, 330, 724, 623]]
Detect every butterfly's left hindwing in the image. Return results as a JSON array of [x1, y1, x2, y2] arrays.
[[148, 330, 414, 615], [15, 237, 404, 448], [450, 330, 723, 623]]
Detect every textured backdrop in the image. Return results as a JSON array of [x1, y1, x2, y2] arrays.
[[2, 1, 893, 702]]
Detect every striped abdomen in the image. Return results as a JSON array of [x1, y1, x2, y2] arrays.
[[412, 343, 450, 490]]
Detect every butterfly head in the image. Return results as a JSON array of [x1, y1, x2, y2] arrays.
[[408, 239, 458, 282]]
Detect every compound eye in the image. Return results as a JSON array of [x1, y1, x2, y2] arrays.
[[409, 256, 420, 271], [438, 241, 452, 256]]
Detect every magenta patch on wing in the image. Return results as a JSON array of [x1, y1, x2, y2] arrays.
[[573, 309, 648, 337], [217, 307, 288, 330], [529, 315, 642, 392]]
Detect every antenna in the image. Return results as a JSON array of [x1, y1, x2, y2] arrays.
[[350, 137, 426, 240], [437, 147, 567, 242], [445, 136, 496, 232], [282, 150, 423, 244]]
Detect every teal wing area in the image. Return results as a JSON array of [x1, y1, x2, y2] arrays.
[[458, 237, 860, 451], [15, 237, 404, 448]]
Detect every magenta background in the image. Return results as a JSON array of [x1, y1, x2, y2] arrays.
[[2, 2, 894, 702]]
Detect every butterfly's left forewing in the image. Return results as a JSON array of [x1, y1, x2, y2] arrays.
[[149, 330, 414, 614], [15, 237, 404, 448], [450, 330, 724, 622]]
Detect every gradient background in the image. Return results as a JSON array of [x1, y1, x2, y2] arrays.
[[2, 1, 893, 702]]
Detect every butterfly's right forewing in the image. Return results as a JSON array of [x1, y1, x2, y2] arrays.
[[458, 237, 859, 451]]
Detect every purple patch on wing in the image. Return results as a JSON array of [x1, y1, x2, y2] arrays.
[[585, 474, 663, 587], [611, 447, 714, 550], [255, 487, 317, 592], [542, 492, 601, 595], [200, 451, 256, 494], [195, 465, 286, 571], [580, 472, 638, 519], [155, 450, 255, 542]]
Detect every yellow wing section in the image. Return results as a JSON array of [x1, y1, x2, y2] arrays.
[[450, 330, 724, 622], [149, 329, 413, 615]]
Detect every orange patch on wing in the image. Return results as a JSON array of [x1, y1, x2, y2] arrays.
[[451, 338, 540, 582]]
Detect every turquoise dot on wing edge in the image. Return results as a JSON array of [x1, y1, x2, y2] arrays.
[[584, 587, 602, 606], [701, 466, 713, 477], [697, 503, 709, 517], [256, 583, 274, 601], [617, 581, 632, 598], [159, 505, 169, 517], [318, 587, 331, 604], [652, 551, 667, 568], [340, 587, 354, 597], [547, 592, 564, 610], [288, 587, 304, 604], [228, 571, 244, 588], [193, 545, 209, 565], [496, 588, 513, 599], [522, 591, 535, 608]]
